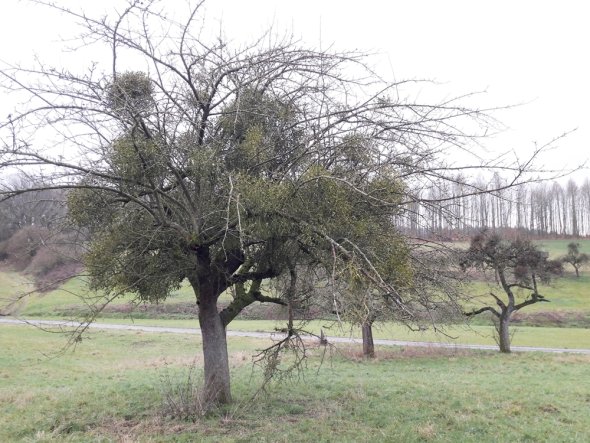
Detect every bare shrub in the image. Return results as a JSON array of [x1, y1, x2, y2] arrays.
[[159, 362, 213, 421], [337, 345, 474, 362], [0, 241, 8, 261], [26, 246, 68, 277], [2, 226, 50, 270], [35, 261, 83, 292], [0, 226, 82, 290]]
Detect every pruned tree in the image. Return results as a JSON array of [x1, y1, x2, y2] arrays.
[[0, 0, 553, 403], [461, 232, 563, 352], [561, 242, 589, 277]]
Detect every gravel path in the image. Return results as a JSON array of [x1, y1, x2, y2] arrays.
[[2, 317, 589, 354]]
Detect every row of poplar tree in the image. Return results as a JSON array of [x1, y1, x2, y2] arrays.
[[400, 177, 590, 238]]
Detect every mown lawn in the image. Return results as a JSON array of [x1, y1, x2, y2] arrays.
[[1, 324, 589, 442]]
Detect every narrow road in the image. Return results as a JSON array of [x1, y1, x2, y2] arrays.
[[2, 317, 590, 355]]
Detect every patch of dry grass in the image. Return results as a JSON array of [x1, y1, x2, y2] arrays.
[[336, 345, 474, 362]]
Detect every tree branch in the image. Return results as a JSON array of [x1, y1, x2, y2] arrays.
[[464, 306, 500, 318], [219, 279, 286, 327]]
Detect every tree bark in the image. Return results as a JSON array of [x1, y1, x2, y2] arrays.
[[498, 315, 511, 353], [362, 320, 375, 359], [198, 288, 232, 404]]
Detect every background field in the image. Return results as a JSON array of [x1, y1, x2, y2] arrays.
[[1, 240, 589, 441], [1, 239, 589, 350], [537, 239, 590, 259]]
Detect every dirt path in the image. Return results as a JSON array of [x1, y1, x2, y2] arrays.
[[2, 317, 590, 354]]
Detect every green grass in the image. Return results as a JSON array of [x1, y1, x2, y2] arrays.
[[1, 324, 589, 442], [19, 276, 198, 314], [536, 238, 590, 259], [0, 269, 34, 314], [455, 238, 590, 259], [10, 288, 590, 349], [3, 239, 588, 319], [2, 267, 589, 350], [12, 316, 589, 350], [1, 274, 233, 318], [1, 236, 588, 352], [466, 276, 590, 313], [8, 272, 589, 320], [463, 240, 590, 329]]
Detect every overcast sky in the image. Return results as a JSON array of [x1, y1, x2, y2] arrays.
[[1, 0, 588, 179]]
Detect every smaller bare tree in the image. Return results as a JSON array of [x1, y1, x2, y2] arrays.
[[461, 232, 562, 353], [561, 242, 589, 278]]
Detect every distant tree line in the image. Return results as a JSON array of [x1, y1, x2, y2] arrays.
[[4, 174, 589, 241], [398, 176, 590, 238], [0, 175, 67, 242]]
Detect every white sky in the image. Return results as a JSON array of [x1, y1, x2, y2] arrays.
[[1, 0, 588, 180]]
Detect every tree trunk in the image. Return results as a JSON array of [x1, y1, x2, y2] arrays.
[[362, 320, 375, 359], [574, 265, 580, 278], [498, 315, 511, 353], [198, 293, 232, 404]]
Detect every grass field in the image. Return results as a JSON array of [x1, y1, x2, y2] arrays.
[[1, 324, 589, 442], [463, 239, 590, 329], [9, 276, 199, 317], [466, 276, 590, 310], [2, 274, 233, 318], [1, 240, 589, 441], [16, 316, 589, 350], [536, 238, 590, 259], [1, 238, 588, 349]]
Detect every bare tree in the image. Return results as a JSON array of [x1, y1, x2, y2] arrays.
[[561, 242, 589, 278], [462, 232, 563, 353]]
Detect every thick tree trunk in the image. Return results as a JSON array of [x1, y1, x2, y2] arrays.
[[498, 315, 511, 353], [362, 320, 375, 359], [198, 294, 232, 404]]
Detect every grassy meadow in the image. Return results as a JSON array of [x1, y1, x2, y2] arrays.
[[463, 239, 590, 332], [1, 239, 589, 350], [537, 238, 590, 259], [1, 324, 590, 442], [0, 239, 589, 441]]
